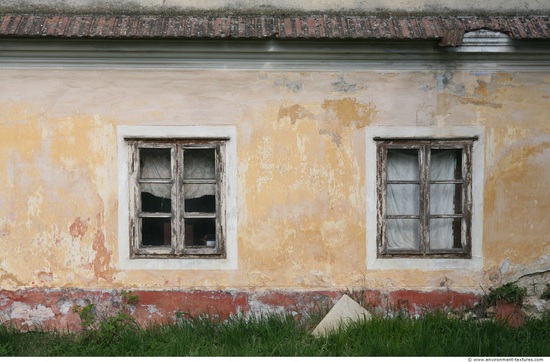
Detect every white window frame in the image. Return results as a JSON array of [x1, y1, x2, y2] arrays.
[[366, 126, 484, 270], [118, 125, 237, 270]]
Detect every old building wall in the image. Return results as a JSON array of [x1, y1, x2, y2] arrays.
[[0, 57, 549, 326]]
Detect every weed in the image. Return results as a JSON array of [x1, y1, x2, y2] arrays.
[[482, 282, 527, 306], [73, 291, 141, 349], [540, 284, 550, 300], [73, 304, 95, 330], [121, 290, 140, 306]]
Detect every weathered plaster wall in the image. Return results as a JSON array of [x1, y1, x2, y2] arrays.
[[1, 0, 549, 15], [0, 66, 549, 326]]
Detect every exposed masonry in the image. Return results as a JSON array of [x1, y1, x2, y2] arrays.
[[0, 14, 549, 46], [0, 289, 478, 331]]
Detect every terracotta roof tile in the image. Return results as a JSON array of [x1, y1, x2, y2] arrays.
[[0, 14, 549, 45], [305, 17, 315, 38], [536, 17, 549, 37], [44, 15, 58, 36], [0, 15, 11, 33], [510, 18, 524, 38], [7, 14, 22, 34]]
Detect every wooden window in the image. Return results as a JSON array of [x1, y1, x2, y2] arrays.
[[376, 139, 474, 258], [128, 139, 226, 259]]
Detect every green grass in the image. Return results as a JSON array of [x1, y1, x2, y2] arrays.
[[0, 312, 548, 356]]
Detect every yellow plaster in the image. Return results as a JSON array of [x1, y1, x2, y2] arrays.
[[484, 138, 550, 267], [321, 97, 378, 129], [0, 68, 548, 293], [0, 104, 119, 288]]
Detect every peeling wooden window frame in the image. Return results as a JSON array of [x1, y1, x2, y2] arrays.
[[128, 138, 228, 259], [376, 138, 475, 259], [365, 126, 484, 270], [117, 125, 238, 270]]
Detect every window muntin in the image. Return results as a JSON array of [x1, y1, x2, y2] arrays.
[[377, 139, 473, 258], [129, 139, 226, 259]]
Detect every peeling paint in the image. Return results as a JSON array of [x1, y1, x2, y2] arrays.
[[0, 269, 24, 288], [9, 301, 55, 327], [262, 73, 305, 92], [69, 217, 89, 239], [295, 270, 334, 288], [91, 211, 113, 283], [331, 75, 367, 94], [0, 63, 548, 329], [278, 104, 314, 125], [146, 304, 163, 317], [458, 96, 502, 108], [322, 98, 377, 129], [501, 259, 511, 274]]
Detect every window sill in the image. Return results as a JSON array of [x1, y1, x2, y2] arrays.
[[119, 257, 236, 270], [368, 256, 483, 270]]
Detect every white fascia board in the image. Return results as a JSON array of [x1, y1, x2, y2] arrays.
[[1, 38, 549, 71]]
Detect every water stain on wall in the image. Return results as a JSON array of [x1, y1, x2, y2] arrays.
[[91, 211, 113, 283], [331, 75, 368, 93]]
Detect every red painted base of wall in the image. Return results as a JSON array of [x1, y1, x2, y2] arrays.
[[495, 301, 525, 328], [0, 288, 479, 331]]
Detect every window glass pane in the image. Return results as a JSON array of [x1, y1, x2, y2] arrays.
[[184, 218, 216, 247], [387, 184, 419, 215], [140, 184, 171, 213], [386, 219, 419, 250], [140, 148, 171, 179], [184, 149, 216, 180], [141, 217, 171, 246], [431, 149, 462, 180], [387, 149, 419, 181], [185, 184, 216, 213], [430, 218, 463, 250], [430, 184, 462, 215]]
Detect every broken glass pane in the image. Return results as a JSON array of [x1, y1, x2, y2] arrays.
[[184, 218, 216, 247], [140, 148, 171, 179], [184, 184, 216, 213], [183, 149, 216, 180], [140, 183, 171, 213], [141, 217, 171, 246]]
